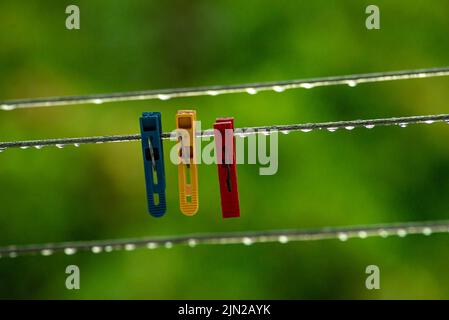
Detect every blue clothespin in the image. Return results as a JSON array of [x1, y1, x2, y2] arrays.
[[139, 112, 167, 217]]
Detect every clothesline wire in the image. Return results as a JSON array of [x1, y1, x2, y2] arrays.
[[1, 113, 448, 151], [1, 219, 448, 259], [1, 67, 449, 110]]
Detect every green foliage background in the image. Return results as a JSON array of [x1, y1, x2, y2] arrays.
[[0, 0, 449, 299]]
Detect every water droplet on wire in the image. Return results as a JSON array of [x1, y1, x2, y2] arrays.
[[1, 104, 16, 111], [300, 83, 314, 89], [147, 242, 158, 249], [64, 248, 77, 255], [41, 249, 53, 256], [272, 86, 285, 93], [358, 231, 368, 239], [188, 239, 197, 247], [158, 94, 171, 101], [379, 229, 389, 238], [365, 124, 375, 129], [338, 233, 348, 241], [246, 88, 258, 95], [91, 246, 102, 253], [125, 244, 136, 251]]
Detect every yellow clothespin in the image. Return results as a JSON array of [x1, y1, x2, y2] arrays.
[[176, 110, 199, 215]]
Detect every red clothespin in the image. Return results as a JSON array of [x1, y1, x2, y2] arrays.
[[214, 117, 240, 218]]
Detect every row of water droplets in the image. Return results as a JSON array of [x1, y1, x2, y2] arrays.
[[1, 117, 448, 153], [104, 79, 359, 102], [397, 119, 441, 128], [0, 143, 82, 153], [235, 117, 448, 138], [101, 79, 357, 102], [0, 79, 360, 111], [2, 68, 449, 110], [1, 225, 447, 259], [336, 226, 434, 242]]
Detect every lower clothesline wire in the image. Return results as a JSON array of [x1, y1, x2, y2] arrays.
[[1, 113, 449, 151], [0, 220, 448, 259]]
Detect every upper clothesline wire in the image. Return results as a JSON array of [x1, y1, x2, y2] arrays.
[[1, 67, 449, 110]]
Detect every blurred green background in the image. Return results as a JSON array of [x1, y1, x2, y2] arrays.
[[1, 0, 449, 299]]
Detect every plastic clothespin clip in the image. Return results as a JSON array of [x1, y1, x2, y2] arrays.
[[214, 117, 240, 218], [139, 112, 167, 217], [176, 110, 199, 216]]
